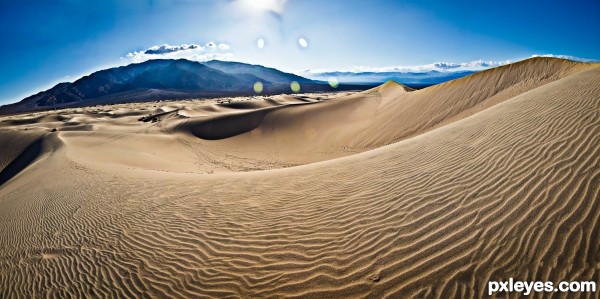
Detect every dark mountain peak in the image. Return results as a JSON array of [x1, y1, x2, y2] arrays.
[[202, 60, 313, 83]]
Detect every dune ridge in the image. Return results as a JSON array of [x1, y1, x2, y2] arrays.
[[159, 58, 594, 169], [0, 58, 599, 298]]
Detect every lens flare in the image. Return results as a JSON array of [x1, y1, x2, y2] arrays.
[[257, 38, 265, 49], [254, 81, 264, 93], [328, 77, 339, 88], [290, 81, 300, 93], [298, 38, 308, 48]]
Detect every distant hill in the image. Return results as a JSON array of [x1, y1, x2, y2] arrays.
[[0, 59, 370, 114]]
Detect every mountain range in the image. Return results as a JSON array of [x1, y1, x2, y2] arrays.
[[0, 59, 478, 114], [0, 59, 365, 114]]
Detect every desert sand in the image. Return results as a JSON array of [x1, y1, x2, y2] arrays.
[[0, 57, 599, 298]]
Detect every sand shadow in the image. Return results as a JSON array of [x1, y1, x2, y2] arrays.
[[179, 109, 271, 140], [0, 137, 45, 187]]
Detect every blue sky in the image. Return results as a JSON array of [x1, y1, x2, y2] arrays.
[[0, 0, 599, 104]]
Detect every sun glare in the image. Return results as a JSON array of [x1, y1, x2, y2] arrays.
[[236, 0, 286, 15]]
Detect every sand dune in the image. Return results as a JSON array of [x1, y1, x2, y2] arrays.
[[0, 57, 599, 298], [198, 57, 590, 155]]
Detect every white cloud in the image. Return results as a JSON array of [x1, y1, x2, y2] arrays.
[[144, 44, 201, 54], [125, 42, 233, 63]]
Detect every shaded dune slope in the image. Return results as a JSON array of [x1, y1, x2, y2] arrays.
[[175, 96, 320, 140], [0, 130, 61, 186], [0, 130, 44, 172], [0, 60, 598, 298]]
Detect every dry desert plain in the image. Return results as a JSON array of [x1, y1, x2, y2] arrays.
[[0, 57, 599, 298]]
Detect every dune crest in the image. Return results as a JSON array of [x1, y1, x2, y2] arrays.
[[373, 80, 415, 96]]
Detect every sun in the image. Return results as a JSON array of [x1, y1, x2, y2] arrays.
[[235, 0, 287, 15]]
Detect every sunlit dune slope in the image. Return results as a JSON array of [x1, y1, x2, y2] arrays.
[[0, 58, 598, 298], [184, 57, 590, 156]]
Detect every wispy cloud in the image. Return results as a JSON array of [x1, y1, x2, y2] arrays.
[[125, 42, 233, 63], [302, 60, 513, 75], [301, 54, 598, 75]]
